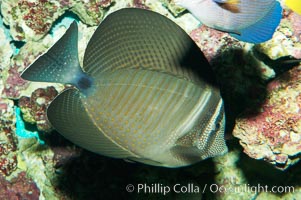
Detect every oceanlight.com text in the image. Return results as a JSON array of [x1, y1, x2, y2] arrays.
[[125, 183, 295, 195]]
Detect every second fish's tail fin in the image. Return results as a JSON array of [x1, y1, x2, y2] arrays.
[[230, 1, 282, 43]]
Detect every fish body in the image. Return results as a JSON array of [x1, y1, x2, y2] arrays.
[[285, 0, 301, 15], [21, 8, 227, 167], [175, 0, 282, 43]]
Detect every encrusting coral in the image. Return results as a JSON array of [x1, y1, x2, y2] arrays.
[[1, 0, 113, 41], [233, 66, 301, 170]]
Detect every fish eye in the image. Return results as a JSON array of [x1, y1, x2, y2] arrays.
[[215, 123, 220, 130]]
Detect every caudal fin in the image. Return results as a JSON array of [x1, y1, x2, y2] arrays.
[[230, 1, 282, 43], [21, 21, 84, 86]]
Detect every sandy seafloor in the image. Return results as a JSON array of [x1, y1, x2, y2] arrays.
[[0, 0, 301, 199]]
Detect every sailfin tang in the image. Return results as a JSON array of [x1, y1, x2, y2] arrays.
[[21, 21, 84, 86], [47, 88, 136, 159], [230, 1, 282, 43]]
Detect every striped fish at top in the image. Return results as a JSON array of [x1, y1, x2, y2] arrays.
[[21, 8, 227, 167], [175, 0, 282, 43]]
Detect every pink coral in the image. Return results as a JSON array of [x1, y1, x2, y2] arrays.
[[0, 172, 40, 199], [190, 25, 239, 62], [99, 0, 113, 7], [233, 66, 301, 169], [281, 10, 301, 58], [287, 12, 301, 42], [80, 0, 114, 24], [1, 42, 45, 99], [2, 65, 29, 99], [18, 0, 58, 37], [0, 99, 18, 176], [19, 86, 58, 132], [59, 0, 71, 7], [132, 0, 150, 9]]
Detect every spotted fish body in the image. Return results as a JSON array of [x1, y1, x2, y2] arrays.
[[21, 8, 227, 167]]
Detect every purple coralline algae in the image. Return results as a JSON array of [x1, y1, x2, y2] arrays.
[[2, 64, 29, 99], [0, 98, 18, 176], [233, 66, 301, 169], [286, 11, 301, 43], [255, 9, 301, 61], [1, 0, 114, 41], [0, 172, 40, 200], [2, 0, 60, 41], [190, 25, 240, 62], [0, 7, 19, 181], [1, 40, 50, 99], [132, 0, 150, 9], [285, 11, 301, 58], [70, 0, 114, 26], [231, 5, 301, 170], [18, 86, 58, 132]]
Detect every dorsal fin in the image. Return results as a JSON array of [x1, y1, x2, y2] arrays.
[[21, 22, 84, 86], [83, 8, 217, 86]]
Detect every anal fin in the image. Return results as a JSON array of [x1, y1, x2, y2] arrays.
[[47, 88, 135, 158]]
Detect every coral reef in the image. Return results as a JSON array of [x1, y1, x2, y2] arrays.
[[0, 0, 301, 199], [16, 136, 62, 200], [231, 5, 301, 171], [0, 98, 18, 176], [0, 17, 13, 68], [190, 25, 240, 62], [2, 0, 62, 41], [70, 0, 113, 26], [213, 149, 257, 200], [18, 86, 58, 132], [0, 172, 40, 199], [285, 11, 301, 43], [132, 0, 150, 9], [233, 66, 301, 169], [255, 10, 301, 60], [0, 15, 18, 177], [1, 35, 60, 99], [2, 63, 29, 99], [160, 0, 185, 16], [1, 0, 113, 41]]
